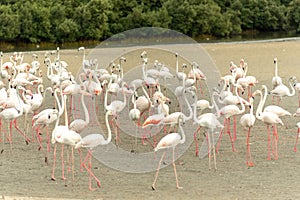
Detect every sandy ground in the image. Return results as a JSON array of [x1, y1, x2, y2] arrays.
[[1, 39, 300, 199]]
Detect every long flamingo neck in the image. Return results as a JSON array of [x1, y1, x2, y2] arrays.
[[243, 63, 248, 78], [175, 55, 179, 74], [104, 111, 112, 145], [142, 61, 147, 80], [193, 94, 198, 122], [64, 95, 68, 127], [235, 85, 245, 114], [104, 79, 112, 110], [179, 122, 185, 144], [255, 90, 263, 120], [82, 93, 89, 123], [275, 61, 278, 77], [212, 92, 220, 117], [184, 92, 193, 120], [141, 85, 151, 105], [288, 80, 296, 96]]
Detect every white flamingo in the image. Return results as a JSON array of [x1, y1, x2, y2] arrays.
[[193, 91, 223, 169], [269, 77, 295, 104], [217, 84, 246, 152], [129, 91, 141, 148], [272, 57, 282, 89], [74, 110, 115, 190], [69, 91, 91, 133], [254, 86, 284, 160], [51, 93, 82, 181], [152, 114, 185, 190], [175, 53, 186, 82], [239, 96, 256, 166]]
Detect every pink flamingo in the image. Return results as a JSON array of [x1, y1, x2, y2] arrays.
[[193, 91, 223, 170], [152, 115, 185, 190], [254, 86, 284, 160], [129, 91, 141, 149], [269, 77, 295, 104], [0, 86, 31, 152], [162, 88, 193, 134], [174, 53, 186, 83], [293, 122, 300, 152], [32, 87, 62, 155], [75, 110, 114, 190], [51, 92, 82, 181], [239, 96, 256, 167], [272, 57, 282, 89], [104, 80, 128, 144], [188, 62, 206, 95], [290, 76, 300, 107], [69, 91, 91, 133], [217, 84, 246, 152]]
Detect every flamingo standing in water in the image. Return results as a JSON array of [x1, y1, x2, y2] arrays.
[[152, 115, 185, 190], [75, 110, 115, 190], [254, 86, 284, 160]]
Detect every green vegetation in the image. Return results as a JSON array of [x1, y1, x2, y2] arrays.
[[0, 0, 299, 43]]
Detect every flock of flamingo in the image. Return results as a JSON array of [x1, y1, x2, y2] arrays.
[[0, 46, 300, 191]]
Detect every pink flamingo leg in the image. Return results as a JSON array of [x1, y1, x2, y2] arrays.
[[194, 127, 201, 156], [233, 116, 237, 141], [172, 147, 182, 189], [46, 126, 51, 153], [51, 143, 57, 181], [14, 119, 30, 144], [227, 118, 235, 152], [267, 126, 271, 160], [216, 118, 227, 153], [61, 144, 66, 180], [36, 126, 43, 150], [273, 125, 278, 160], [81, 150, 101, 190], [294, 128, 300, 152], [77, 148, 83, 172], [246, 127, 254, 167], [152, 150, 167, 190], [9, 120, 13, 144]]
